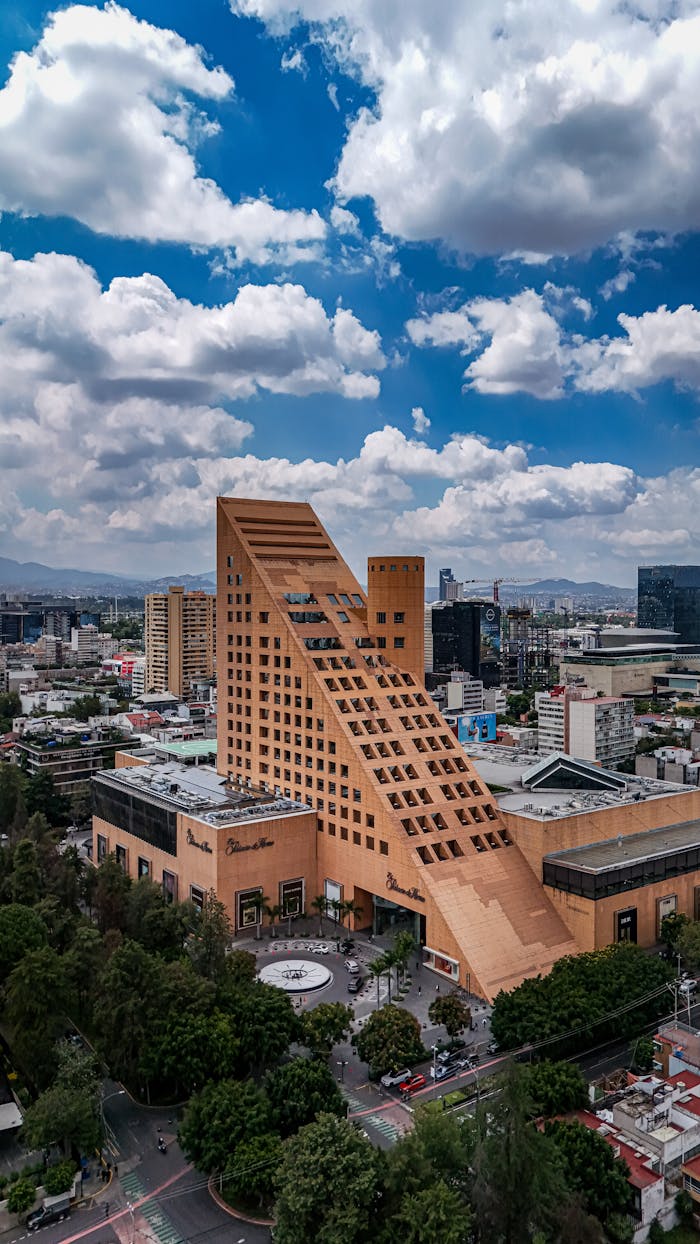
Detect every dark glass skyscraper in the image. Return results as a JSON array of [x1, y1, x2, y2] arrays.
[[638, 565, 700, 644], [438, 568, 456, 601], [431, 600, 501, 686]]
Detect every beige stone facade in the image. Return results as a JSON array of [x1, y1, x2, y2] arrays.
[[145, 586, 215, 701]]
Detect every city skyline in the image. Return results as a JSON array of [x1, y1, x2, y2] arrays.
[[1, 1, 700, 585]]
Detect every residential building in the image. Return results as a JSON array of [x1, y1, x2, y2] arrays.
[[445, 671, 484, 714], [483, 687, 507, 715], [637, 748, 700, 788], [71, 625, 100, 663], [145, 586, 215, 701], [16, 724, 128, 794], [131, 658, 146, 697], [568, 696, 635, 768], [429, 599, 501, 687], [639, 565, 700, 644]]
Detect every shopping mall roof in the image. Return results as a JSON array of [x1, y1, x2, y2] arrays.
[[545, 817, 700, 872]]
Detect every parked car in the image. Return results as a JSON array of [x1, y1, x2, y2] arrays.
[[487, 1040, 500, 1055], [430, 1063, 457, 1081], [347, 975, 363, 993], [313, 944, 329, 955], [344, 958, 360, 974], [399, 1073, 426, 1095], [380, 1067, 411, 1088], [27, 1195, 71, 1232], [340, 938, 355, 953], [437, 1041, 466, 1065], [679, 979, 697, 996]]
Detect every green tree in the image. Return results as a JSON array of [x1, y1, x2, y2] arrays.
[[93, 939, 163, 1086], [525, 1061, 587, 1118], [220, 948, 256, 988], [544, 1120, 632, 1229], [69, 695, 102, 722], [470, 1063, 568, 1244], [0, 762, 26, 832], [143, 1010, 239, 1096], [26, 769, 70, 825], [5, 946, 69, 1085], [179, 1078, 271, 1174], [265, 1058, 345, 1137], [678, 920, 700, 973], [0, 903, 47, 979], [22, 1081, 100, 1156], [26, 811, 52, 843], [354, 1004, 425, 1076], [0, 690, 21, 733], [224, 981, 300, 1075], [428, 993, 472, 1038], [395, 1182, 472, 1244], [62, 924, 105, 1022], [7, 1176, 36, 1217], [69, 787, 93, 828], [224, 1132, 283, 1210], [631, 1036, 655, 1073], [11, 838, 41, 905], [491, 943, 672, 1055], [301, 1002, 353, 1058], [367, 956, 387, 1010], [93, 852, 131, 933], [383, 1105, 474, 1219], [661, 911, 690, 953], [124, 876, 193, 959], [273, 1113, 383, 1244], [391, 930, 415, 987], [43, 1160, 77, 1195], [186, 891, 232, 980]]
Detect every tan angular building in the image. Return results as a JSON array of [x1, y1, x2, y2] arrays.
[[217, 497, 578, 999], [145, 586, 215, 702]]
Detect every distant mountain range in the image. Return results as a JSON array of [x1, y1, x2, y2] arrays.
[[0, 556, 635, 603], [426, 577, 636, 603], [0, 556, 216, 596]]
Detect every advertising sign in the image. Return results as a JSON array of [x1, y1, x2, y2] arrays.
[[457, 712, 497, 745], [479, 604, 501, 663]]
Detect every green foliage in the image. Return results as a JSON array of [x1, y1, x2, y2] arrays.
[[273, 1113, 383, 1244], [471, 1063, 568, 1244], [185, 891, 232, 980], [11, 840, 41, 905], [26, 770, 70, 826], [491, 942, 672, 1054], [524, 1060, 587, 1118], [675, 1189, 695, 1226], [265, 1058, 345, 1137], [428, 993, 472, 1037], [21, 1042, 101, 1155], [6, 946, 69, 1085], [0, 762, 26, 832], [222, 981, 301, 1075], [7, 1175, 35, 1216], [68, 695, 102, 722], [123, 876, 193, 959], [678, 921, 700, 973], [355, 1004, 425, 1076], [395, 1181, 473, 1244], [93, 853, 132, 933], [648, 1220, 666, 1244], [43, 1160, 77, 1196], [383, 1105, 474, 1218], [221, 947, 257, 987], [93, 939, 163, 1083], [223, 1132, 282, 1210], [301, 1002, 353, 1058], [0, 903, 47, 979], [544, 1120, 632, 1226], [0, 690, 21, 733], [632, 1036, 655, 1073], [661, 911, 690, 952], [142, 1010, 240, 1095], [179, 1078, 271, 1175]]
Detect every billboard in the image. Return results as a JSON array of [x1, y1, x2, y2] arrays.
[[457, 712, 497, 745], [479, 604, 501, 664]]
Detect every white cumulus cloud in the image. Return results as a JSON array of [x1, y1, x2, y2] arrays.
[[0, 3, 324, 261], [231, 0, 700, 258]]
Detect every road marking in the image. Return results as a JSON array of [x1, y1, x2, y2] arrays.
[[53, 1164, 192, 1244]]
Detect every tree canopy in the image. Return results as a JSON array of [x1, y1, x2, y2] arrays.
[[354, 1004, 425, 1076]]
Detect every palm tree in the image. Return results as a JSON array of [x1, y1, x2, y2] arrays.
[[367, 956, 386, 1010], [382, 950, 397, 1003], [264, 903, 282, 938], [311, 894, 328, 937], [328, 898, 341, 928], [392, 930, 416, 989], [250, 892, 270, 941], [343, 899, 364, 932]]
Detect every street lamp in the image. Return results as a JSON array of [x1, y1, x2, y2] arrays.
[[100, 1088, 126, 1149], [127, 1201, 134, 1244]]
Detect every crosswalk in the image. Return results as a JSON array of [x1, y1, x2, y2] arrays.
[[120, 1171, 184, 1244], [341, 1088, 402, 1143]]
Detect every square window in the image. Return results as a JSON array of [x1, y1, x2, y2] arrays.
[[394, 637, 405, 649], [394, 612, 405, 624]]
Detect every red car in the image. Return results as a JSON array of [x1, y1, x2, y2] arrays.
[[399, 1073, 426, 1095]]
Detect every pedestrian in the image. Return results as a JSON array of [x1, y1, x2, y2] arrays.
[[105, 1203, 110, 1219], [435, 983, 440, 993], [482, 1017, 488, 1028], [417, 985, 421, 996], [113, 1164, 118, 1177]]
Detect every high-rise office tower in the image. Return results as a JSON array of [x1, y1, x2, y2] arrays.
[[439, 568, 456, 601], [145, 585, 215, 700], [217, 497, 575, 998], [430, 600, 501, 687], [638, 565, 700, 644]]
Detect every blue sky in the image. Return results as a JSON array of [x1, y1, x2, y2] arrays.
[[1, 0, 700, 585]]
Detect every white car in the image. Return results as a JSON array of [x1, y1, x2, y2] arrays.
[[380, 1067, 411, 1088], [679, 979, 697, 996], [314, 944, 329, 955], [344, 958, 360, 974]]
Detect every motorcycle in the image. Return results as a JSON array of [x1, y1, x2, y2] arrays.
[[157, 1138, 167, 1154]]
